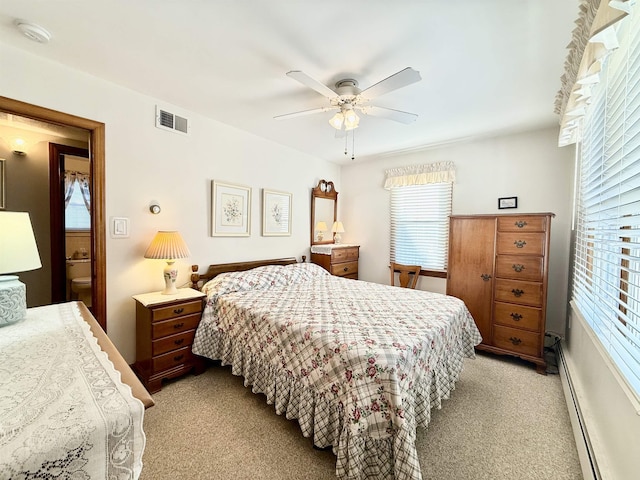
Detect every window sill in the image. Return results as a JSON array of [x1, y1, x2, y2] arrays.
[[420, 269, 447, 278]]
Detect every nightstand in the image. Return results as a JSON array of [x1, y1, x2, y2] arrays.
[[311, 244, 359, 279], [132, 288, 206, 393]]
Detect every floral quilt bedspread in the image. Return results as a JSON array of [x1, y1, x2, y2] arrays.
[[192, 263, 481, 480]]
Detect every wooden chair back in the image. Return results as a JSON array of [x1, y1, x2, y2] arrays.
[[390, 262, 421, 289]]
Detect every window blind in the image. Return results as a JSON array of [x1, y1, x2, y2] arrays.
[[390, 183, 452, 271], [572, 6, 640, 398]]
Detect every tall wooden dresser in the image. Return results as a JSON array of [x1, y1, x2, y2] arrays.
[[447, 213, 553, 373]]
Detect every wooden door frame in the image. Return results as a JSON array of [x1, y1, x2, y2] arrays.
[[0, 96, 107, 331]]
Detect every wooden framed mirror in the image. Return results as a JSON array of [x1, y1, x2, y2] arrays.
[[311, 179, 338, 245]]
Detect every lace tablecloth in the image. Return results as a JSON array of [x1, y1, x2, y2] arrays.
[[0, 302, 146, 480]]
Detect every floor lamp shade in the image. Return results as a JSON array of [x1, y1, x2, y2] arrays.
[[144, 231, 191, 295], [0, 212, 42, 327]]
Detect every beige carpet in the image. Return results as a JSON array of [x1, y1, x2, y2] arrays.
[[139, 351, 582, 480]]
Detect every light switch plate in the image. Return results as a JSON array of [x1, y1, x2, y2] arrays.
[[111, 217, 130, 238]]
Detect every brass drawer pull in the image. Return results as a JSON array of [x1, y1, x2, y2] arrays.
[[174, 339, 184, 346], [511, 289, 524, 297], [173, 354, 184, 362], [480, 274, 492, 281], [512, 264, 525, 272], [510, 313, 523, 321], [514, 240, 527, 248], [173, 307, 184, 314], [509, 337, 522, 345], [343, 267, 349, 272], [514, 221, 528, 228], [173, 322, 184, 329]]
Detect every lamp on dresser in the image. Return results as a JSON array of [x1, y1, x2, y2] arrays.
[[315, 221, 328, 241], [0, 212, 42, 326], [332, 221, 345, 244], [144, 231, 191, 295]]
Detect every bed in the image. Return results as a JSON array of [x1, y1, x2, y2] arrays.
[[190, 258, 482, 480], [0, 301, 151, 480]]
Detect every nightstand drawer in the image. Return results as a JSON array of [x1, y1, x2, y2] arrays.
[[153, 346, 192, 372], [332, 247, 359, 263], [493, 325, 540, 357], [152, 313, 201, 339], [151, 300, 203, 322], [152, 330, 196, 356], [331, 261, 358, 277]]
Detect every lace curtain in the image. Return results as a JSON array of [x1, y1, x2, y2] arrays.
[[64, 171, 91, 210], [555, 0, 632, 146], [383, 161, 455, 190]]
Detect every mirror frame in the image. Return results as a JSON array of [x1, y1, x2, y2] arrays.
[[310, 179, 338, 245]]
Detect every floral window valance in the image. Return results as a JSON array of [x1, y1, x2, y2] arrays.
[[383, 161, 455, 190], [555, 0, 632, 146]]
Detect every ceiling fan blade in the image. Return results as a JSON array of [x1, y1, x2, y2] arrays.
[[274, 106, 336, 120], [359, 67, 422, 100], [357, 105, 418, 124], [286, 71, 338, 99]]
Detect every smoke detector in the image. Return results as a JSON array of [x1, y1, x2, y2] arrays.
[[15, 21, 51, 44]]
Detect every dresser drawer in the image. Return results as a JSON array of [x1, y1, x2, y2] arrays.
[[152, 346, 192, 372], [331, 261, 358, 277], [331, 247, 359, 263], [494, 279, 543, 307], [493, 325, 540, 357], [497, 216, 548, 232], [152, 330, 196, 356], [496, 232, 546, 256], [151, 299, 203, 322], [493, 302, 542, 332], [495, 255, 543, 281], [152, 313, 202, 339]]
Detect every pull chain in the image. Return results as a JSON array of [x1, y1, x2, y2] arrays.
[[351, 129, 355, 161]]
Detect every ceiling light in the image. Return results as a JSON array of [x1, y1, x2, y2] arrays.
[[15, 21, 51, 44], [328, 112, 344, 129]]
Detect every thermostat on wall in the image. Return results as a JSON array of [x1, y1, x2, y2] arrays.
[[111, 217, 130, 238]]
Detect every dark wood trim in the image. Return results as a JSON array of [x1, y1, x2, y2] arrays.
[[49, 143, 89, 304], [421, 269, 447, 278], [0, 96, 107, 331]]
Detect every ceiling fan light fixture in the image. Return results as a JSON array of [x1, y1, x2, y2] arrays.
[[343, 107, 360, 130], [329, 112, 344, 130]]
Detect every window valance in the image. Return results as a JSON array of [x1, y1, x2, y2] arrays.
[[555, 0, 632, 146], [383, 161, 455, 190]]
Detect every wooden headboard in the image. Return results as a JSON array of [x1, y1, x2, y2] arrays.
[[190, 256, 304, 290]]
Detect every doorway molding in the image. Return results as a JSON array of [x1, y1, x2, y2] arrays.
[[0, 96, 107, 331]]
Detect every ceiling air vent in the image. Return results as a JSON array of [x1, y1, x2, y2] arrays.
[[155, 106, 189, 135]]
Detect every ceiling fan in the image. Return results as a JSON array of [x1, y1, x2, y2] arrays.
[[274, 67, 422, 132]]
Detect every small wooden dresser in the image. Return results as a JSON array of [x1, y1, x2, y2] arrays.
[[311, 244, 359, 279], [132, 288, 206, 393], [447, 213, 553, 373]]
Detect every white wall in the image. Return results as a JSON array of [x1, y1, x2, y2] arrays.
[[563, 305, 640, 480], [341, 127, 575, 336], [0, 43, 340, 362]]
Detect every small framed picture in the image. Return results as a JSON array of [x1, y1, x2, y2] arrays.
[[211, 180, 251, 236], [498, 196, 518, 209], [262, 189, 292, 236]]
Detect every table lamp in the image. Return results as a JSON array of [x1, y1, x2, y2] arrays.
[[316, 221, 327, 241], [332, 221, 345, 244], [0, 212, 42, 326], [144, 231, 191, 295]]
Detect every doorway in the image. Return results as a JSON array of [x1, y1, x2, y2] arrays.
[[0, 96, 107, 331]]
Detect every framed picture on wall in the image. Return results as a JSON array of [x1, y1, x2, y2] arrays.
[[211, 180, 251, 236], [498, 196, 518, 209], [0, 159, 5, 210], [262, 189, 292, 236]]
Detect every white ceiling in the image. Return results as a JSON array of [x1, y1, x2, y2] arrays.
[[0, 0, 579, 164]]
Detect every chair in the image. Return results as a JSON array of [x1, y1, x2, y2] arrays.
[[390, 262, 421, 289]]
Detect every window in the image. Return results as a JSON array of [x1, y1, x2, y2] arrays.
[[572, 7, 640, 398], [385, 162, 454, 271], [64, 172, 91, 231]]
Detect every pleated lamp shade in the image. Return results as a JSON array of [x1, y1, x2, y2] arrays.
[[144, 231, 191, 295]]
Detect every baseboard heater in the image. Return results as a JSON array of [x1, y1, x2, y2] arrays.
[[557, 344, 600, 480]]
